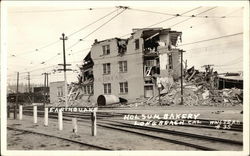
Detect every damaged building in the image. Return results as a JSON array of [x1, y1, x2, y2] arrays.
[[79, 28, 182, 104]]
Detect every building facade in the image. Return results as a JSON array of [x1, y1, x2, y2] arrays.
[[49, 81, 66, 104], [80, 28, 182, 103]]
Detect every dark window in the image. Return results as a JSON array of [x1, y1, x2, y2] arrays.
[[168, 54, 173, 69], [104, 83, 111, 94], [118, 61, 127, 72], [119, 82, 128, 94], [145, 60, 155, 67], [103, 63, 111, 74], [135, 39, 139, 49], [102, 45, 110, 55], [57, 87, 63, 97]]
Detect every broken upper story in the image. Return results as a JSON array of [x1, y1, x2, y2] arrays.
[[81, 27, 182, 80], [79, 27, 182, 101]]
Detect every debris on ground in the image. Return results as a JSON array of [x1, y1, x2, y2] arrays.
[[50, 65, 243, 108], [143, 65, 243, 107]]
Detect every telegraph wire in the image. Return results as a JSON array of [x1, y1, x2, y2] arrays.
[[41, 53, 62, 64], [9, 6, 240, 58], [11, 32, 243, 76], [8, 9, 120, 73], [148, 6, 202, 28], [181, 7, 243, 31], [8, 6, 243, 82], [169, 7, 217, 28], [9, 8, 118, 58], [214, 57, 243, 67], [9, 7, 115, 13], [68, 9, 118, 37], [66, 7, 127, 50], [184, 40, 242, 52], [9, 9, 119, 70], [119, 7, 201, 38], [82, 8, 125, 40], [10, 40, 60, 57], [179, 32, 243, 47], [129, 7, 240, 19], [118, 7, 241, 38], [14, 53, 62, 73], [69, 48, 91, 55]]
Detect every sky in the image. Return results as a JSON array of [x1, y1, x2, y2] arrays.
[[4, 1, 245, 86]]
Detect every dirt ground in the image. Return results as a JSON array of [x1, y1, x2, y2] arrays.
[[7, 116, 199, 150], [99, 105, 243, 121], [6, 105, 243, 150], [7, 129, 97, 150]]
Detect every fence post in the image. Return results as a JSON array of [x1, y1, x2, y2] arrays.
[[72, 118, 77, 133], [14, 105, 17, 119], [91, 111, 97, 136], [44, 107, 48, 126], [7, 106, 10, 118], [58, 108, 63, 130], [19, 105, 23, 120], [33, 104, 37, 124]]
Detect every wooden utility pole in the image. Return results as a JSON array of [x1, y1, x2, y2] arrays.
[[60, 33, 69, 107], [46, 73, 49, 104], [27, 72, 31, 93], [46, 73, 50, 103], [42, 72, 50, 106], [14, 72, 19, 119], [46, 73, 49, 88], [179, 50, 185, 105], [42, 73, 47, 107], [27, 72, 33, 103]]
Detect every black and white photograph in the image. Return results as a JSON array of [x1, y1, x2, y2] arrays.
[[1, 1, 249, 156]]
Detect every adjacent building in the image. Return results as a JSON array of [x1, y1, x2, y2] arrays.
[[79, 28, 182, 103], [49, 81, 66, 104]]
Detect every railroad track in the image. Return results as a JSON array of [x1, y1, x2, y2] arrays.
[[12, 108, 243, 151], [17, 106, 243, 132]]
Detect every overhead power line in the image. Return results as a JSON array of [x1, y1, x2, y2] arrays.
[[9, 7, 114, 13], [169, 7, 217, 28], [184, 7, 243, 31], [82, 9, 127, 40], [119, 7, 201, 38], [69, 48, 91, 55], [118, 7, 242, 38], [68, 9, 118, 37], [179, 32, 243, 47], [10, 40, 60, 57], [129, 7, 240, 19], [9, 8, 120, 72], [214, 57, 243, 67], [9, 8, 118, 58], [67, 7, 128, 50], [147, 7, 202, 28]]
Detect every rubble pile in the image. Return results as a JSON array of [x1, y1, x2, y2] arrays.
[[52, 83, 95, 107], [144, 66, 243, 107], [52, 65, 242, 108]]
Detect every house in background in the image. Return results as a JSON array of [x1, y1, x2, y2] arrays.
[[79, 27, 183, 103], [218, 72, 243, 89], [49, 81, 65, 104]]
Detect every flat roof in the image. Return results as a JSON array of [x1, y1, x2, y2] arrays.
[[50, 81, 65, 84], [218, 75, 243, 81]]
